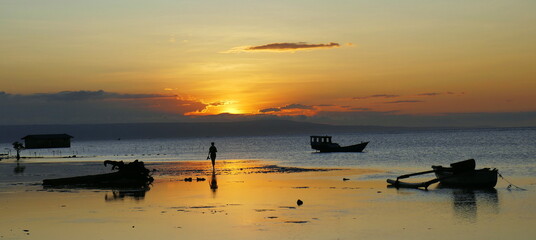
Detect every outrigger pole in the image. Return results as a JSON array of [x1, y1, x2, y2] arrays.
[[387, 169, 438, 190]]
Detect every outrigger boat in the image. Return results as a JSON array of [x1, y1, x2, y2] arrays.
[[310, 136, 369, 153], [43, 160, 153, 188], [387, 159, 498, 190]]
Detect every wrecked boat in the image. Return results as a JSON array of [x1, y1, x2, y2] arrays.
[[387, 159, 498, 190], [431, 159, 498, 188], [43, 160, 154, 188]]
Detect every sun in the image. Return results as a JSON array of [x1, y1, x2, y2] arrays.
[[221, 106, 243, 114]]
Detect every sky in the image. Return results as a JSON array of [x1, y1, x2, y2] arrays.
[[1, 0, 535, 127]]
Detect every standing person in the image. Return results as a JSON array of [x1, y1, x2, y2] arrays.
[[207, 142, 217, 171]]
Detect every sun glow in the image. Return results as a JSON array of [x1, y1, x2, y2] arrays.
[[221, 106, 243, 115], [182, 99, 250, 116]]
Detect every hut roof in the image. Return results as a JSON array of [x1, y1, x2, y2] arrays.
[[22, 134, 74, 140]]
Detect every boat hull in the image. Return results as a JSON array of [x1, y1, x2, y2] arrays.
[[433, 168, 498, 189], [43, 171, 153, 188], [312, 141, 369, 153]]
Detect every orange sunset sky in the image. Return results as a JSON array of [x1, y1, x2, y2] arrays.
[[1, 1, 535, 126]]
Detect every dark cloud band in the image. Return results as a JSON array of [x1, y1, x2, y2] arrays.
[[246, 42, 340, 51], [260, 103, 314, 113]]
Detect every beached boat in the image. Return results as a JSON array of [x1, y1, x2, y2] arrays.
[[43, 160, 153, 188], [310, 136, 369, 152], [432, 159, 498, 188], [387, 159, 498, 189]]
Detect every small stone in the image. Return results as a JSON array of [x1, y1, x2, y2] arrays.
[[297, 199, 303, 206]]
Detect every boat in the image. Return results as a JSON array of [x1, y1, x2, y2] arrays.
[[432, 159, 498, 189], [387, 159, 498, 189], [310, 136, 369, 152], [43, 160, 154, 188]]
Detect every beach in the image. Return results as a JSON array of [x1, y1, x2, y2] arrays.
[[1, 159, 535, 240]]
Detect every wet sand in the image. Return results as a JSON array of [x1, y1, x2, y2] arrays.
[[1, 160, 536, 240]]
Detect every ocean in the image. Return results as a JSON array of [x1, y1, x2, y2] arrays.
[[2, 127, 535, 177], [1, 127, 536, 240]]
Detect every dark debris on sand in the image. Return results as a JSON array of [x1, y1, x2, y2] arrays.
[[150, 162, 340, 177]]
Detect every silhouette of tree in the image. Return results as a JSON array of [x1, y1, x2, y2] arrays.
[[12, 141, 24, 161]]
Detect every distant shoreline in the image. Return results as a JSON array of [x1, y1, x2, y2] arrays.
[[1, 119, 534, 143]]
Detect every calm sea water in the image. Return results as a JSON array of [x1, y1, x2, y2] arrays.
[[2, 127, 535, 177]]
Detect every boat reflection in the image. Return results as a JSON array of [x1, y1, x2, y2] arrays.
[[105, 187, 150, 202], [451, 188, 499, 222], [41, 185, 151, 202]]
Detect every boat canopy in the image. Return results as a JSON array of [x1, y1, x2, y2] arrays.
[[310, 136, 332, 143]]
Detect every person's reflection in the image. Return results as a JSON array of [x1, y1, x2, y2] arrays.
[[210, 171, 218, 196]]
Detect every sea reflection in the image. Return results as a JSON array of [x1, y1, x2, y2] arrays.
[[451, 188, 499, 222], [13, 162, 26, 174], [104, 187, 150, 202]]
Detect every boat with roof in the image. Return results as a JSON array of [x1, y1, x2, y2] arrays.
[[310, 135, 369, 153]]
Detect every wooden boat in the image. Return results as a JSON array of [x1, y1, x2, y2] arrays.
[[432, 159, 498, 189], [43, 160, 153, 188], [310, 136, 369, 152], [387, 159, 498, 190]]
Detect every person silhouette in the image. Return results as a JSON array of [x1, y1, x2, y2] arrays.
[[207, 142, 217, 171]]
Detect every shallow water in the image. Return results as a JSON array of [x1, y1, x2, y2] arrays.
[[1, 128, 535, 240], [2, 127, 535, 177], [1, 169, 535, 240]]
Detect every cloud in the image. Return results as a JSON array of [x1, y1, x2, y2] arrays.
[[310, 110, 536, 127], [415, 92, 459, 97], [188, 110, 536, 128], [353, 94, 399, 100], [353, 92, 464, 104], [225, 42, 343, 53], [416, 92, 441, 97], [0, 91, 207, 125], [260, 103, 374, 115], [384, 100, 424, 104], [208, 101, 227, 106], [259, 108, 282, 113], [354, 92, 465, 100], [258, 103, 314, 114], [280, 104, 313, 110], [30, 90, 108, 101], [3, 91, 532, 128], [349, 107, 371, 111], [247, 42, 339, 51], [28, 90, 174, 102]]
